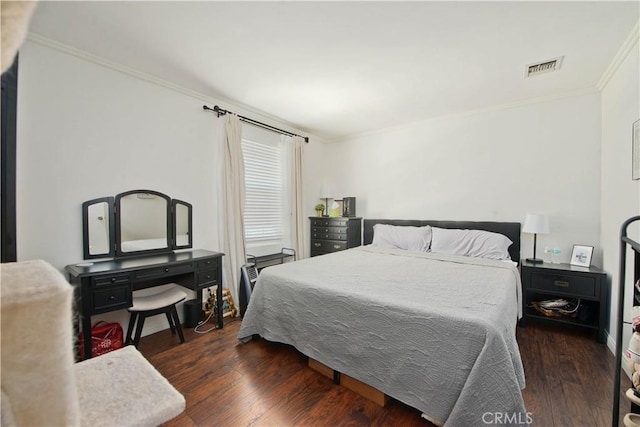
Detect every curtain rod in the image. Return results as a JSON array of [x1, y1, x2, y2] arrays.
[[202, 105, 309, 143]]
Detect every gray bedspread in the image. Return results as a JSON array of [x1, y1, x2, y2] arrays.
[[237, 246, 526, 426]]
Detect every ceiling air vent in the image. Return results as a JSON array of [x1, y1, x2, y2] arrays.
[[525, 56, 563, 78]]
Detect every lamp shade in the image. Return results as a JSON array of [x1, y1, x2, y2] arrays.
[[319, 185, 331, 199], [522, 213, 550, 234]]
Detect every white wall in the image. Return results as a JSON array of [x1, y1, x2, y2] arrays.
[[16, 40, 325, 335], [600, 39, 640, 352], [325, 93, 603, 265], [17, 41, 222, 267]]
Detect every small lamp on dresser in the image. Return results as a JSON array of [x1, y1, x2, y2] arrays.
[[522, 213, 549, 264], [319, 185, 331, 217]]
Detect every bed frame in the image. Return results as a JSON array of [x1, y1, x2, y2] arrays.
[[363, 219, 521, 263], [241, 218, 525, 418]]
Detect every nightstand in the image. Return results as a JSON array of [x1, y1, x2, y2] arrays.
[[520, 261, 608, 343]]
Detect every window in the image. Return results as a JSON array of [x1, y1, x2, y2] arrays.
[[241, 127, 291, 254]]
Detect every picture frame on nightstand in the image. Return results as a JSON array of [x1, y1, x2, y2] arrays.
[[570, 244, 593, 267]]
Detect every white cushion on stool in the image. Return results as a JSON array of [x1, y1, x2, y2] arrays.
[[129, 286, 187, 312]]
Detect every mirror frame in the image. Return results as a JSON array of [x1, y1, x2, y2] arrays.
[[82, 196, 115, 259], [172, 199, 193, 250], [114, 189, 172, 258], [81, 189, 193, 260]]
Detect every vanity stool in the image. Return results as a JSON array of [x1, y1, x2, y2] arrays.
[[126, 285, 187, 347]]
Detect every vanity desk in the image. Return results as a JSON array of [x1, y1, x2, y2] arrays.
[[70, 188, 225, 359], [67, 249, 223, 359]]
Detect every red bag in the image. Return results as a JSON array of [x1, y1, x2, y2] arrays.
[[79, 321, 124, 359]]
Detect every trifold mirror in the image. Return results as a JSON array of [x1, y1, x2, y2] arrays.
[[82, 190, 192, 259]]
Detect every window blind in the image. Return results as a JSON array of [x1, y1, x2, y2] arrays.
[[242, 138, 283, 243]]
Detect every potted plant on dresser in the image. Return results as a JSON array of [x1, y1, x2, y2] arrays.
[[315, 204, 325, 217]]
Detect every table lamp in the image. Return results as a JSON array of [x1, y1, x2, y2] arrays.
[[522, 213, 550, 264], [319, 185, 331, 217]]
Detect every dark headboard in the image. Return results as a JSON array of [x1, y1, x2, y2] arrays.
[[363, 219, 521, 262]]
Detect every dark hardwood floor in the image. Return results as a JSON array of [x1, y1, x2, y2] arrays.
[[137, 318, 629, 426]]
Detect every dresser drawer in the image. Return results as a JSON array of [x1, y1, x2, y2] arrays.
[[312, 226, 347, 233], [92, 285, 131, 312], [196, 268, 219, 289], [529, 272, 596, 298], [196, 258, 219, 269], [310, 249, 326, 257], [134, 262, 193, 281], [311, 230, 347, 241], [310, 218, 349, 227], [311, 240, 347, 253], [93, 273, 130, 287]]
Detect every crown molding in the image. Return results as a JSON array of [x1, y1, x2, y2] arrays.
[[597, 19, 639, 91], [25, 32, 317, 140], [329, 86, 598, 144], [25, 30, 620, 146], [27, 32, 214, 102]]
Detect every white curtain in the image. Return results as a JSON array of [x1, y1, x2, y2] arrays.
[[221, 114, 246, 308], [290, 136, 307, 259]]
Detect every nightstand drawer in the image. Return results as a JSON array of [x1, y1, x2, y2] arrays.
[[529, 272, 596, 298], [311, 240, 347, 252]]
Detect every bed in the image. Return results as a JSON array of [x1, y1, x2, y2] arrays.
[[237, 219, 526, 426]]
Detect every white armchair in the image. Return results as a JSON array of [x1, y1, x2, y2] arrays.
[[1, 260, 185, 426]]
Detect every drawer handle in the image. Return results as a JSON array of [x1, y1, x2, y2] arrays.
[[109, 295, 116, 300], [554, 280, 569, 288], [333, 244, 341, 249], [325, 235, 329, 238], [206, 275, 212, 280], [205, 261, 211, 265], [314, 243, 322, 247], [164, 268, 170, 273], [111, 277, 116, 282]]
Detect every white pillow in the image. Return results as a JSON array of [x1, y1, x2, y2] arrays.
[[371, 224, 432, 252], [430, 227, 512, 260]]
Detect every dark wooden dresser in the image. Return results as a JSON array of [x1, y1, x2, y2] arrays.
[[309, 217, 362, 257]]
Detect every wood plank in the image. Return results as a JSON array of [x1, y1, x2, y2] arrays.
[[308, 357, 389, 407], [250, 368, 336, 426], [308, 358, 334, 380], [341, 373, 390, 407], [293, 383, 383, 427]]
